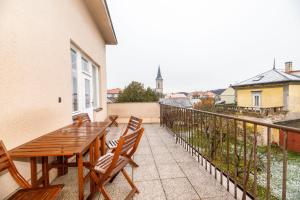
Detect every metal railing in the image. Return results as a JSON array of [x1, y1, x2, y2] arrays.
[[160, 103, 300, 200]]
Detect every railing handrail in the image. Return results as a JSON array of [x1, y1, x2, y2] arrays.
[[160, 103, 300, 133]]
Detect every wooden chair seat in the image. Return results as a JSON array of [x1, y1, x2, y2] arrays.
[[106, 139, 119, 149], [7, 185, 64, 200], [94, 153, 128, 177]]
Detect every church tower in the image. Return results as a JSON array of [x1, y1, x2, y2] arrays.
[[155, 66, 163, 94]]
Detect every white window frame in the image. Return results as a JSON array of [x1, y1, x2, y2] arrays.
[[92, 64, 100, 108], [70, 45, 101, 117]]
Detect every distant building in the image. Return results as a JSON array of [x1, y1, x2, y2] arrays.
[[165, 93, 187, 98], [232, 61, 300, 118], [188, 90, 218, 102], [218, 87, 235, 104], [209, 89, 225, 101], [160, 97, 192, 108], [155, 66, 163, 94], [107, 88, 121, 103]]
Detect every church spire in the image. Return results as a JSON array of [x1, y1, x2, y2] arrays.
[[156, 65, 163, 80], [155, 65, 163, 94]]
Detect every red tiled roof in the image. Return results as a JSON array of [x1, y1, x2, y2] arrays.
[[107, 88, 121, 94]]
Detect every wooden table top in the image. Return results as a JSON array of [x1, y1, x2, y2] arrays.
[[9, 121, 110, 158]]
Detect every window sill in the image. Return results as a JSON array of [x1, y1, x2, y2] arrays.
[[94, 107, 103, 112]]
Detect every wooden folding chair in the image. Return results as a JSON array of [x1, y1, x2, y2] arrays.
[[106, 116, 143, 150], [72, 113, 91, 127], [0, 141, 63, 200], [91, 128, 144, 200]]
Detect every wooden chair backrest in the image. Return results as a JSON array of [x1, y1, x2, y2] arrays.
[[105, 128, 144, 177], [123, 116, 143, 135], [0, 141, 31, 189], [73, 113, 91, 127]]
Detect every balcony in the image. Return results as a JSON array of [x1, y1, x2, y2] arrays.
[[52, 123, 235, 200], [4, 102, 299, 200]]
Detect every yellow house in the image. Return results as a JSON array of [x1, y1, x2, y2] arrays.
[[232, 62, 300, 115], [0, 0, 117, 198]]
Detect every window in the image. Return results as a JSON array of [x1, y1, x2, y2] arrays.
[[252, 92, 261, 107], [71, 49, 78, 112], [92, 65, 99, 107], [85, 79, 91, 108], [82, 57, 89, 73], [71, 46, 100, 119], [254, 95, 260, 106]]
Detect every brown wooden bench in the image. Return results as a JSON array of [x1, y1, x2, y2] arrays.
[[1, 140, 63, 200]]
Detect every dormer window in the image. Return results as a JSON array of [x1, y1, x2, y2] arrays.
[[253, 75, 264, 81]]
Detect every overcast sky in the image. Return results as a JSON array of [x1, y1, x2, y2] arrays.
[[106, 0, 300, 93]]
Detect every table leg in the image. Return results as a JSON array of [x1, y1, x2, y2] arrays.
[[100, 134, 106, 156], [42, 157, 49, 186], [89, 143, 95, 198], [30, 157, 37, 188], [95, 136, 100, 160], [57, 156, 63, 177], [77, 154, 84, 200]]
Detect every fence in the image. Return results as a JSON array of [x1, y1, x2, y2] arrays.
[[160, 104, 300, 200]]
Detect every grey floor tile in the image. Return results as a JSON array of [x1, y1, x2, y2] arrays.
[[188, 175, 228, 199], [178, 161, 209, 178], [153, 152, 176, 164], [157, 163, 185, 179], [151, 145, 170, 154], [133, 180, 166, 200], [133, 164, 159, 181], [161, 177, 200, 200], [171, 151, 196, 163], [98, 182, 133, 200], [135, 146, 152, 155], [133, 154, 155, 166]]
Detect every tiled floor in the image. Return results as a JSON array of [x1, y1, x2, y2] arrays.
[[53, 124, 235, 200]]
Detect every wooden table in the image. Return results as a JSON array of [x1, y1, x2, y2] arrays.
[[9, 121, 110, 200]]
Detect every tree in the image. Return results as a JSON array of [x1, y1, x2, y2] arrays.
[[193, 97, 215, 111], [116, 81, 159, 103]]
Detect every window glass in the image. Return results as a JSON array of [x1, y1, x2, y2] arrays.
[[82, 57, 89, 73], [71, 49, 78, 111], [85, 79, 91, 108]]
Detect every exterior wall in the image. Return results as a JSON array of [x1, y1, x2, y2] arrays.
[[220, 87, 235, 104], [288, 84, 300, 113], [236, 86, 283, 108], [107, 103, 160, 123], [279, 130, 300, 153], [0, 0, 108, 198]]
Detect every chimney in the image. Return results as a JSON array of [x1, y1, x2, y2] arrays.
[[285, 61, 293, 73]]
